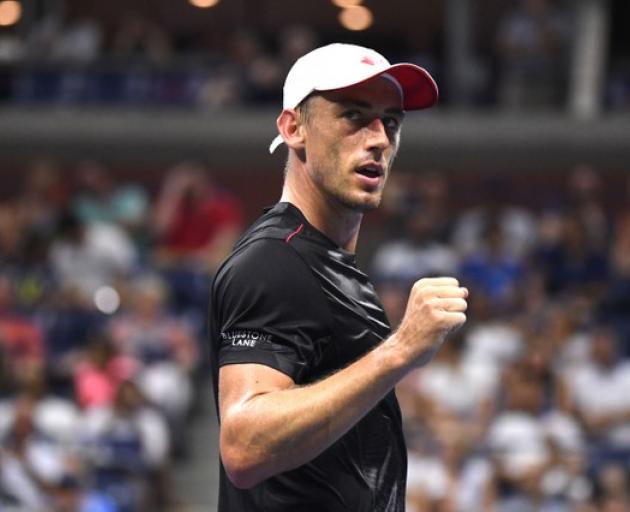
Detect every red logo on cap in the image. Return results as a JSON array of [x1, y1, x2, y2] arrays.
[[361, 56, 375, 65]]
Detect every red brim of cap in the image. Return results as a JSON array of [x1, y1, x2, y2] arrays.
[[328, 63, 438, 111], [385, 63, 439, 110]]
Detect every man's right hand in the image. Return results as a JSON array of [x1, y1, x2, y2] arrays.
[[389, 277, 468, 368]]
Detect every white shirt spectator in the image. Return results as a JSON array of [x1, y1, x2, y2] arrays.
[[415, 358, 499, 417], [50, 221, 136, 299], [81, 404, 170, 468], [566, 360, 630, 447], [407, 452, 492, 512], [0, 453, 49, 510], [486, 409, 585, 478], [372, 239, 458, 283], [487, 411, 550, 477], [465, 321, 524, 371], [452, 207, 538, 259]]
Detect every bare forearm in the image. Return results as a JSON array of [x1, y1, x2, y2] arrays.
[[221, 338, 407, 488]]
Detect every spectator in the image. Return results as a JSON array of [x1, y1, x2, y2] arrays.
[[403, 329, 497, 446], [152, 162, 243, 272], [485, 369, 589, 511], [0, 392, 82, 511], [15, 160, 70, 246], [72, 161, 150, 255], [81, 379, 171, 511], [224, 29, 283, 104], [462, 292, 524, 375], [451, 177, 537, 260], [591, 462, 630, 511], [379, 172, 453, 243], [197, 66, 244, 109], [277, 24, 319, 78], [566, 165, 610, 251], [0, 394, 52, 510], [23, 14, 64, 62], [49, 210, 137, 302], [563, 326, 630, 469], [7, 363, 81, 450], [111, 12, 173, 64], [0, 274, 45, 369], [372, 172, 456, 285], [74, 339, 136, 410], [372, 205, 458, 285], [495, 0, 571, 109], [39, 289, 107, 397], [406, 428, 494, 512], [459, 218, 527, 312], [108, 274, 196, 426], [599, 212, 630, 355], [536, 213, 609, 296], [73, 161, 148, 230], [54, 18, 102, 63]]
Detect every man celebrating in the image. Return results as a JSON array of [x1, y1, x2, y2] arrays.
[[208, 43, 468, 511]]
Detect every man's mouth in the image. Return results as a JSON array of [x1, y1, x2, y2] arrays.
[[355, 164, 384, 179]]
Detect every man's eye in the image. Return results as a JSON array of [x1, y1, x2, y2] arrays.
[[342, 110, 362, 121], [383, 116, 401, 130]]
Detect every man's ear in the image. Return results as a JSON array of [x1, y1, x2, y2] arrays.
[[276, 109, 306, 151]]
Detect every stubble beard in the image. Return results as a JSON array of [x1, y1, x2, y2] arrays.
[[310, 157, 382, 213], [313, 145, 394, 213], [339, 190, 382, 212], [324, 171, 386, 213]]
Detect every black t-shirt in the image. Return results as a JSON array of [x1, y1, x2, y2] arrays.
[[208, 202, 407, 512]]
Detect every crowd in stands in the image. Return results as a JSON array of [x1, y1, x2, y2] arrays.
[[372, 166, 630, 512], [1, 158, 628, 511], [0, 160, 243, 511], [0, 0, 628, 110]]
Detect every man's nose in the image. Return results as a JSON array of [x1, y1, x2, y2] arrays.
[[365, 118, 390, 155]]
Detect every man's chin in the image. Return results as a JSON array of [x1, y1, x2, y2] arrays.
[[340, 194, 382, 213]]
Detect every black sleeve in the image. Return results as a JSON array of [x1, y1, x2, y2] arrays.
[[211, 238, 333, 384]]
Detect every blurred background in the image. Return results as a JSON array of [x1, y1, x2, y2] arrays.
[[0, 0, 629, 511]]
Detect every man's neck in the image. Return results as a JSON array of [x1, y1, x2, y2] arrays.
[[280, 170, 362, 253]]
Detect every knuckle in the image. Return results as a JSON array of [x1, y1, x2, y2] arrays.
[[428, 307, 442, 322], [416, 287, 431, 302], [425, 296, 438, 310], [415, 278, 429, 289], [447, 277, 459, 287]]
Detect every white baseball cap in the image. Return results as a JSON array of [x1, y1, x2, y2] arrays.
[[269, 42, 439, 154]]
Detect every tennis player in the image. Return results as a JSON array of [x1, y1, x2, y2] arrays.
[[208, 43, 468, 511]]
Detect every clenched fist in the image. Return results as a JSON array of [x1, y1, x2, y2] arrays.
[[390, 277, 468, 368]]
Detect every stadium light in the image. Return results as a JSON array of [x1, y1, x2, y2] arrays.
[[0, 0, 21, 27], [189, 0, 221, 8], [339, 5, 373, 31], [332, 0, 363, 7]]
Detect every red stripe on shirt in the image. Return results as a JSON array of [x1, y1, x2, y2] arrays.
[[285, 223, 304, 243]]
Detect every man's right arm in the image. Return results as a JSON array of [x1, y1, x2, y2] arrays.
[[219, 277, 467, 489]]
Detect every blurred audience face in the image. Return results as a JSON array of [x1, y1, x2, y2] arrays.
[[12, 395, 36, 444], [115, 380, 144, 413], [591, 329, 618, 369], [129, 276, 167, 319], [506, 376, 543, 414], [75, 160, 111, 197]]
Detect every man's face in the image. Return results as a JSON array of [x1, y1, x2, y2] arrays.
[[299, 76, 405, 212]]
